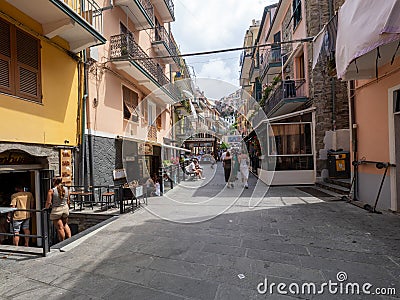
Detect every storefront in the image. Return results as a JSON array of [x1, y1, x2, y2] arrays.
[[183, 137, 217, 155], [0, 146, 63, 246], [253, 108, 316, 185]]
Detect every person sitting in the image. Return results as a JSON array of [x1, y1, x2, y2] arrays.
[[185, 159, 204, 179]]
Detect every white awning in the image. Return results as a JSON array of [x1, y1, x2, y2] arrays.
[[336, 0, 400, 80]]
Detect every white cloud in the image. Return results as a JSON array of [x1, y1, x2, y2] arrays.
[[172, 0, 276, 89]]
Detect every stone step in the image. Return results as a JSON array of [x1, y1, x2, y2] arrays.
[[324, 178, 352, 189], [315, 181, 350, 195]]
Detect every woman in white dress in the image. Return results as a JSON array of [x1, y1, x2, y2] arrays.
[[238, 150, 250, 189]]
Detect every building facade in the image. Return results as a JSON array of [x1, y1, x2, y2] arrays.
[[85, 0, 185, 186], [334, 0, 400, 212], [0, 0, 105, 241], [241, 0, 349, 185]]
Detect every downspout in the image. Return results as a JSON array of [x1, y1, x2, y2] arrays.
[[83, 49, 95, 190], [80, 48, 89, 189], [349, 80, 358, 200]]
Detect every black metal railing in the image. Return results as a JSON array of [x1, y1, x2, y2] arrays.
[[153, 26, 179, 62], [110, 33, 170, 87], [164, 0, 175, 20], [264, 79, 307, 115], [137, 0, 154, 23], [158, 161, 191, 195], [0, 208, 50, 257], [249, 59, 259, 82]]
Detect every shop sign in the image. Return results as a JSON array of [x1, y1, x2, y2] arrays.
[[138, 143, 153, 155], [60, 149, 72, 185], [113, 168, 126, 180], [0, 150, 36, 165]]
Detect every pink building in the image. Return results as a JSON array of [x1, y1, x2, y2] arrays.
[[85, 0, 184, 186], [335, 0, 400, 212]]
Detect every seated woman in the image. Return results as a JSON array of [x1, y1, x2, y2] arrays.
[[185, 159, 204, 179]]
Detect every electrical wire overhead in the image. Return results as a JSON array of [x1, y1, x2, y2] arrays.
[[130, 37, 314, 61]]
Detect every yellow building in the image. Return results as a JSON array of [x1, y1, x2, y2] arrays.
[[0, 0, 105, 212]]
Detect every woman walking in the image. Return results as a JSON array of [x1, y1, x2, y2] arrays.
[[238, 150, 250, 189], [223, 151, 233, 188], [45, 177, 71, 242]]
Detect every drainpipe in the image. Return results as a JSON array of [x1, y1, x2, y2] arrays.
[[331, 78, 336, 131], [349, 80, 358, 200], [101, 0, 114, 11], [80, 48, 89, 189], [83, 49, 95, 190]]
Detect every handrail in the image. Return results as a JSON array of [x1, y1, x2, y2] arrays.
[[0, 208, 50, 257], [264, 79, 306, 115]]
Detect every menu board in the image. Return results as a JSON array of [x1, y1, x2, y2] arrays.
[[60, 149, 72, 185]]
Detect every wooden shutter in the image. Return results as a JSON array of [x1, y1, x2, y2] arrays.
[[15, 28, 41, 102], [0, 18, 13, 94]]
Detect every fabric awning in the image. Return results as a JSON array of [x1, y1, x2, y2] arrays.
[[335, 0, 400, 80]]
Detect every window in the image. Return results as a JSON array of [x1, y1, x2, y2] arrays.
[[156, 107, 162, 129], [123, 86, 139, 122], [293, 0, 302, 30], [0, 18, 41, 102], [298, 53, 305, 79], [268, 123, 314, 170], [395, 89, 400, 114], [148, 102, 155, 126]]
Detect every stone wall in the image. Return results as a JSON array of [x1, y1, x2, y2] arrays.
[[305, 0, 349, 175], [85, 135, 119, 186], [0, 142, 60, 174], [69, 213, 113, 234]]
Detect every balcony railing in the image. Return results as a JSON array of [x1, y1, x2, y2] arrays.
[[249, 59, 259, 82], [153, 26, 179, 63], [264, 79, 307, 114], [260, 49, 288, 80], [110, 33, 170, 87], [164, 0, 175, 20], [138, 0, 154, 23], [59, 0, 103, 34]]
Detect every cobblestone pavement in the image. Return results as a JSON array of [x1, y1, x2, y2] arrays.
[[0, 163, 399, 299]]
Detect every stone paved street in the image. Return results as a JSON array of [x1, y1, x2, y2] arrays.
[[0, 163, 399, 299]]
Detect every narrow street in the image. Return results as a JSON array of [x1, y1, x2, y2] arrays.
[[1, 164, 399, 299]]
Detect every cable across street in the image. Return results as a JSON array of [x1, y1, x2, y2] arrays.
[[131, 37, 315, 60]]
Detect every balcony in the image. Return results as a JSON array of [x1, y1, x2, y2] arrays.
[[239, 50, 252, 87], [249, 59, 259, 83], [114, 0, 154, 30], [110, 33, 175, 102], [260, 48, 287, 81], [152, 26, 180, 70], [152, 0, 175, 23], [8, 0, 106, 52], [264, 79, 308, 118]]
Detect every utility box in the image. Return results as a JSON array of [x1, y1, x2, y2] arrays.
[[327, 150, 350, 178]]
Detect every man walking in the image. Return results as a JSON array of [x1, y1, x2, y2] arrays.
[[8, 185, 34, 246]]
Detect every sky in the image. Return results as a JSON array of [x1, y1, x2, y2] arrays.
[[171, 0, 277, 99]]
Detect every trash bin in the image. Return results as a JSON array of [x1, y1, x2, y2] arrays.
[[327, 150, 350, 178]]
